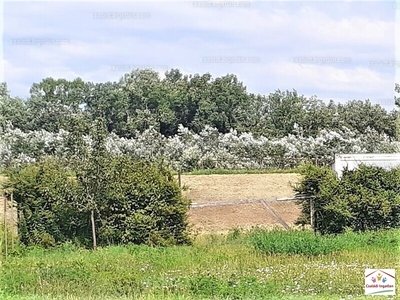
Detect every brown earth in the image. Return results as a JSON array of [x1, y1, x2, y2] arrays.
[[179, 173, 303, 233], [180, 173, 301, 203], [189, 201, 302, 234]]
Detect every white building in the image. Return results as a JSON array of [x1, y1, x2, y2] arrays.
[[333, 153, 400, 179]]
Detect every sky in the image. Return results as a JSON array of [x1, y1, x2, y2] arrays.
[[1, 0, 400, 111]]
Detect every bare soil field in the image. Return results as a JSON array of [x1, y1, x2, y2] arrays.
[[189, 200, 302, 233], [179, 173, 303, 233], [179, 173, 301, 203]]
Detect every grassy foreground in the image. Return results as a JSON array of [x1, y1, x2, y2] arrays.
[[0, 229, 399, 300]]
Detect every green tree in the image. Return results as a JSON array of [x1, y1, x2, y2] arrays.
[[70, 118, 110, 250], [0, 82, 28, 130], [294, 164, 339, 233], [336, 100, 396, 138], [26, 78, 87, 132]]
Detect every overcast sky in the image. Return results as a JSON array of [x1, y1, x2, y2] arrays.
[[2, 1, 399, 111]]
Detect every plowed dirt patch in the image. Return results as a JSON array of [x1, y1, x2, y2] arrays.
[[181, 173, 300, 203], [189, 203, 280, 232], [189, 200, 302, 233], [182, 173, 303, 233], [267, 200, 302, 225]]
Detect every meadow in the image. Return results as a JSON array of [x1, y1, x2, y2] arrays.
[[0, 228, 399, 300]]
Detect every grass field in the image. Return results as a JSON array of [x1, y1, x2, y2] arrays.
[[0, 228, 398, 300]]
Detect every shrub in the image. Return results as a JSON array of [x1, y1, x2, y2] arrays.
[[3, 158, 88, 247], [95, 156, 192, 246], [4, 156, 191, 248], [295, 163, 400, 234]]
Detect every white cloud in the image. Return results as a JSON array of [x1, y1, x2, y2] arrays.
[[2, 1, 397, 111]]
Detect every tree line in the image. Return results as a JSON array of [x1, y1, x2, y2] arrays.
[[1, 68, 399, 140]]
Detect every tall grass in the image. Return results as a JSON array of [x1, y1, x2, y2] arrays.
[[248, 228, 400, 256], [0, 228, 398, 299]]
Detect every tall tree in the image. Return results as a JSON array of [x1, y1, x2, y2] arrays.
[[26, 78, 88, 132], [337, 100, 396, 138], [264, 89, 305, 138], [0, 82, 28, 130], [71, 118, 110, 250]]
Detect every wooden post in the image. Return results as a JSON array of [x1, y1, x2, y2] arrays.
[[178, 168, 181, 188], [310, 197, 314, 234], [90, 209, 97, 251], [3, 193, 7, 259]]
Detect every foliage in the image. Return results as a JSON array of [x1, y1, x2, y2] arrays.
[[294, 164, 400, 234], [3, 154, 191, 248], [3, 159, 87, 247], [92, 156, 192, 246], [1, 123, 398, 172], [1, 72, 399, 139], [0, 73, 399, 172]]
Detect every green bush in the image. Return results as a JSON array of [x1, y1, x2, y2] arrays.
[[95, 156, 192, 246], [4, 156, 191, 248], [295, 163, 400, 234], [4, 158, 89, 247]]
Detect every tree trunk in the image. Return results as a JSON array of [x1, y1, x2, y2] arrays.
[[90, 209, 97, 251]]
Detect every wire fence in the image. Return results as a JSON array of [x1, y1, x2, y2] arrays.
[[177, 156, 330, 172]]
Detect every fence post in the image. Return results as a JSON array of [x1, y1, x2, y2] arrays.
[[310, 197, 314, 234], [178, 168, 182, 188], [3, 193, 7, 259]]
